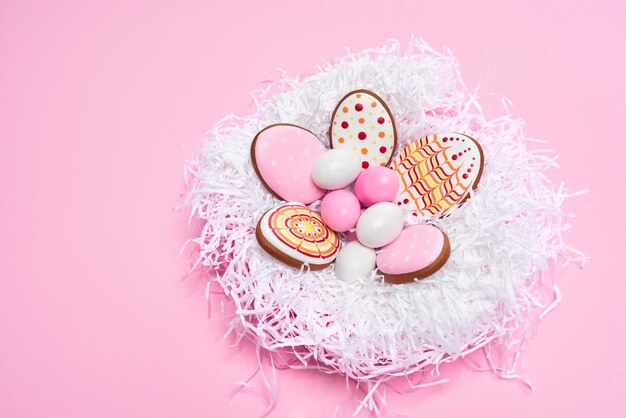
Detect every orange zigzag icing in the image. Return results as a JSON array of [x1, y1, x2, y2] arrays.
[[392, 133, 483, 218]]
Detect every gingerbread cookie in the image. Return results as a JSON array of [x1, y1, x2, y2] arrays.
[[376, 224, 450, 284], [251, 124, 326, 204], [330, 90, 397, 170], [393, 133, 484, 217], [256, 203, 340, 270]]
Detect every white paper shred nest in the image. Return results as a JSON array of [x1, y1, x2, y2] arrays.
[[183, 38, 585, 413]]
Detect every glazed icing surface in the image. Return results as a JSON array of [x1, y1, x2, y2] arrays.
[[331, 91, 395, 170], [393, 133, 483, 217], [259, 204, 340, 265], [254, 124, 326, 204], [376, 224, 445, 275]]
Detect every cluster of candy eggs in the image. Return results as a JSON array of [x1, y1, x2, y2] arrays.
[[251, 90, 484, 284]]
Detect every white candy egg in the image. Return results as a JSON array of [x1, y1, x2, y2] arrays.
[[356, 202, 404, 248], [312, 149, 361, 190], [334, 241, 377, 281]]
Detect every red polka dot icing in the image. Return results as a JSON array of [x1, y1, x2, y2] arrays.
[[331, 90, 396, 171]]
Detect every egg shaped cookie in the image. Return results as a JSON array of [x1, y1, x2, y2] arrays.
[[330, 90, 397, 170], [251, 124, 326, 204], [256, 203, 340, 270], [376, 224, 450, 284], [393, 133, 484, 218]]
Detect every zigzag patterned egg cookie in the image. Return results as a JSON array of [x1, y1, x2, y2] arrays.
[[256, 203, 340, 270], [330, 90, 397, 170], [393, 133, 484, 217]]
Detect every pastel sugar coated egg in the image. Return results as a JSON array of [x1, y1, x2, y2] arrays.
[[356, 202, 404, 248], [251, 124, 326, 204], [312, 148, 361, 190], [353, 166, 400, 207], [342, 208, 366, 242], [334, 241, 377, 281], [320, 190, 361, 232]]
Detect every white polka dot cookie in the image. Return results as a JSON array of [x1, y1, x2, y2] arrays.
[[251, 124, 326, 204], [376, 224, 450, 284], [330, 90, 397, 170]]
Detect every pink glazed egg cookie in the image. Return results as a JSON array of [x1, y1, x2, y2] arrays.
[[393, 132, 484, 218], [256, 203, 340, 270], [251, 124, 326, 204], [330, 90, 397, 170], [376, 224, 450, 284]]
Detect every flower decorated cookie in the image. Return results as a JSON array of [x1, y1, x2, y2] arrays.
[[255, 203, 340, 270]]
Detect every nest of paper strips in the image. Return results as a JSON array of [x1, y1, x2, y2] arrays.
[[183, 38, 585, 416]]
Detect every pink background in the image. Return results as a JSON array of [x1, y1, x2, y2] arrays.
[[1, 0, 625, 417]]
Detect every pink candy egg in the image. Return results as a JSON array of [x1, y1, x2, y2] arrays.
[[342, 208, 367, 241], [320, 190, 361, 232], [353, 166, 400, 207]]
